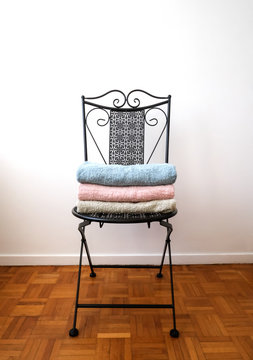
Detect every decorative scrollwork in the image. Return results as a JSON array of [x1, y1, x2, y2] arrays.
[[144, 108, 168, 164], [86, 108, 110, 127], [126, 89, 167, 109], [112, 93, 126, 108], [84, 89, 169, 110], [86, 90, 127, 109], [85, 107, 110, 164], [145, 107, 168, 127], [126, 93, 140, 108]]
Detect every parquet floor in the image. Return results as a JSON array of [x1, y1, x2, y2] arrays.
[[0, 264, 252, 359]]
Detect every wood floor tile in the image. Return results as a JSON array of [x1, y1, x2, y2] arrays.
[[221, 315, 253, 336], [0, 339, 26, 358], [96, 338, 132, 360], [0, 284, 28, 298], [132, 338, 170, 360], [0, 299, 18, 316], [232, 336, 253, 360], [41, 298, 74, 320], [11, 304, 44, 317], [130, 314, 163, 338], [1, 316, 38, 339], [31, 273, 59, 285], [98, 315, 130, 331], [0, 317, 13, 338], [19, 338, 55, 360], [56, 338, 97, 360], [49, 284, 76, 299], [30, 320, 68, 338]]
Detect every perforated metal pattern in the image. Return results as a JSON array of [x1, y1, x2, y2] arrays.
[[109, 110, 145, 165]]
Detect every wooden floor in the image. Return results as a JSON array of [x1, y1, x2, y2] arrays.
[[0, 264, 252, 359]]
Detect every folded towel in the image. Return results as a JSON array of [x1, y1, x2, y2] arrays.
[[77, 199, 176, 214], [78, 183, 175, 202], [76, 162, 177, 186]]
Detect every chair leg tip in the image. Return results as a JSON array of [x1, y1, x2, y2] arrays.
[[69, 328, 79, 337], [156, 273, 163, 278], [170, 328, 179, 338], [90, 272, 96, 278]]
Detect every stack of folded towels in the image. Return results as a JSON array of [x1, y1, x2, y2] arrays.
[[76, 162, 177, 214]]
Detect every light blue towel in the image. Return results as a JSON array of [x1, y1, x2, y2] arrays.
[[76, 162, 177, 186]]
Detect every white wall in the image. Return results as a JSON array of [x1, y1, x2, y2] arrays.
[[0, 0, 252, 265]]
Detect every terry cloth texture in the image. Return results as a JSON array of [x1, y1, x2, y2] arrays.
[[78, 183, 175, 202], [77, 199, 177, 214], [76, 162, 177, 186]]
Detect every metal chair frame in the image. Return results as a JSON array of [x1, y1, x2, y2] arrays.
[[69, 90, 179, 338]]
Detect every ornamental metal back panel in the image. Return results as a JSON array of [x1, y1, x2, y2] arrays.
[[82, 90, 171, 165], [109, 110, 145, 165]]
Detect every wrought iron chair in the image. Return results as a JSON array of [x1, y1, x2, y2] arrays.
[[69, 90, 179, 338]]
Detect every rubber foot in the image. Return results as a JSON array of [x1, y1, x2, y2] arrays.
[[156, 273, 163, 278], [69, 328, 79, 337], [170, 328, 179, 338], [90, 272, 96, 278]]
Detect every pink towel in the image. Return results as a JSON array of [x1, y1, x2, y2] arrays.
[[78, 183, 175, 202]]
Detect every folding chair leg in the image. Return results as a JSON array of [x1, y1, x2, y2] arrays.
[[69, 220, 94, 337], [167, 229, 179, 338], [157, 221, 172, 277], [160, 220, 179, 338], [78, 221, 96, 278], [69, 237, 84, 337], [157, 239, 168, 278]]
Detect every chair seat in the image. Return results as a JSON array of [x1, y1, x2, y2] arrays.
[[72, 206, 177, 224]]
